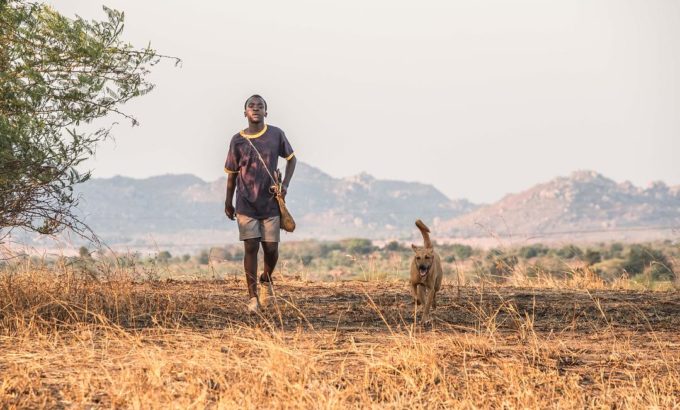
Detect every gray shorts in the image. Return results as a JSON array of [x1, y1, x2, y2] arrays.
[[236, 214, 280, 242]]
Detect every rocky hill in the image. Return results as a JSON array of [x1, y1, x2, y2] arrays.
[[437, 170, 680, 238], [74, 162, 478, 244], [64, 167, 680, 248]]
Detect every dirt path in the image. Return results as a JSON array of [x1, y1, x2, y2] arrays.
[[122, 280, 680, 333]]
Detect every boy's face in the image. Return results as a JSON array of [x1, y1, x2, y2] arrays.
[[244, 97, 267, 124]]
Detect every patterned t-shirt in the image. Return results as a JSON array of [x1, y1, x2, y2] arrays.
[[224, 124, 295, 219]]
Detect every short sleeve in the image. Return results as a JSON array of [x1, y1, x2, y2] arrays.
[[279, 130, 295, 160], [224, 137, 239, 174]]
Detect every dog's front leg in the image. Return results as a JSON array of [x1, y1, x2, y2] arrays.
[[422, 286, 435, 323], [417, 285, 426, 305], [411, 283, 421, 305]]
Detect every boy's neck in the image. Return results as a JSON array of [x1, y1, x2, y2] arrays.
[[246, 122, 265, 134]]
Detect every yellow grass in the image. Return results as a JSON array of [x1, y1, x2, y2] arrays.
[[1, 260, 679, 409]]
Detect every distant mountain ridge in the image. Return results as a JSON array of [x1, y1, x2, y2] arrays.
[[72, 165, 680, 246], [75, 162, 478, 243], [437, 170, 680, 238]]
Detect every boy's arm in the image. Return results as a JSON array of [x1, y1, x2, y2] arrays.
[[281, 156, 297, 198], [224, 136, 239, 220], [224, 173, 237, 220]]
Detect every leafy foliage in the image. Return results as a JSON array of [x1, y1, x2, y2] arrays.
[[340, 238, 375, 255], [555, 245, 583, 259], [0, 1, 176, 238], [623, 244, 674, 280], [518, 244, 549, 259]]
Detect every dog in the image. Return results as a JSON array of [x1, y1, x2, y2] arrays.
[[409, 219, 443, 323]]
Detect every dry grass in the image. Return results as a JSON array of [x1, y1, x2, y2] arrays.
[[1, 261, 679, 409]]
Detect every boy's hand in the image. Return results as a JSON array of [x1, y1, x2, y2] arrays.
[[225, 203, 235, 220]]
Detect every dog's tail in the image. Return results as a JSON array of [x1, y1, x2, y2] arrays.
[[415, 219, 432, 248]]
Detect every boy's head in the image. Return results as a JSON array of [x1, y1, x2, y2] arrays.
[[244, 94, 267, 123]]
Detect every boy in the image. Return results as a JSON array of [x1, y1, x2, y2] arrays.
[[224, 95, 297, 314]]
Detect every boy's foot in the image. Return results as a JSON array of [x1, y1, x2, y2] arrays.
[[246, 296, 260, 314], [259, 281, 274, 308]]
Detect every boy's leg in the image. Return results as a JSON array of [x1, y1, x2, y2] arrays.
[[237, 214, 264, 301], [258, 217, 280, 307], [260, 242, 279, 282], [259, 241, 277, 308], [259, 216, 281, 283], [243, 238, 260, 298]]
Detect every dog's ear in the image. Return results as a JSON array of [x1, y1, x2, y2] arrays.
[[411, 244, 418, 252]]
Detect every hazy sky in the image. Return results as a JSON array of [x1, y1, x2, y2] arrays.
[[50, 0, 680, 203]]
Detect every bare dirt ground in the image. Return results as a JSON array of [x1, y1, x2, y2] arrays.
[[139, 279, 680, 331], [1, 278, 679, 408]]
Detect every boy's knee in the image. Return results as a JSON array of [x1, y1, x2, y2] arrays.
[[261, 242, 278, 254], [244, 239, 260, 254]]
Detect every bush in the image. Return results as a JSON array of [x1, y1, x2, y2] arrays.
[[623, 245, 673, 279], [484, 249, 518, 278], [78, 246, 91, 259], [450, 244, 473, 260], [0, 2, 171, 238], [583, 249, 602, 265], [300, 255, 314, 266], [341, 238, 375, 255], [555, 245, 583, 259], [644, 264, 675, 282], [384, 241, 405, 252], [519, 244, 549, 259], [608, 243, 624, 258], [157, 251, 172, 263], [196, 250, 210, 265], [319, 242, 343, 258]]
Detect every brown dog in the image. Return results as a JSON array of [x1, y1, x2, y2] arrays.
[[410, 219, 443, 323]]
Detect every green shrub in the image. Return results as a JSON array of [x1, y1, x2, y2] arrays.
[[450, 244, 473, 260], [645, 263, 675, 281], [78, 246, 91, 259], [157, 251, 172, 263], [341, 238, 375, 255], [384, 241, 405, 252], [519, 244, 549, 259], [555, 245, 583, 259], [608, 242, 624, 258], [196, 250, 210, 265], [584, 249, 602, 265], [300, 255, 314, 266], [319, 242, 343, 257], [623, 245, 672, 277]]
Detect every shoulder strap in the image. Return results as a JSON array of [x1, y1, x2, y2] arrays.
[[242, 134, 280, 189]]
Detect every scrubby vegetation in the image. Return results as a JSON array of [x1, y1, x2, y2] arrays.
[[40, 239, 678, 290], [7, 238, 680, 290]]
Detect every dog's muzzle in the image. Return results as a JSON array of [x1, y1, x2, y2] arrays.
[[418, 265, 429, 277]]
